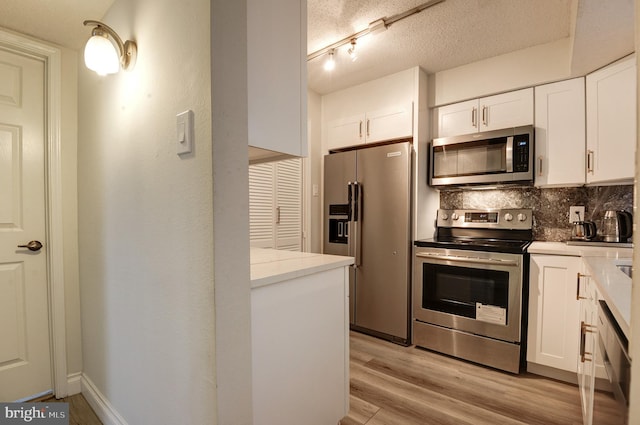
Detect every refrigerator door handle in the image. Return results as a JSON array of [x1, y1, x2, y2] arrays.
[[353, 182, 362, 267], [347, 182, 353, 221]]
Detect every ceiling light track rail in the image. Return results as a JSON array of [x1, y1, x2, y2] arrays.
[[307, 0, 445, 62]]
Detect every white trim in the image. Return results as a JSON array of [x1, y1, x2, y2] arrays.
[[81, 374, 129, 425], [0, 29, 67, 397], [302, 155, 311, 252], [67, 372, 82, 396]]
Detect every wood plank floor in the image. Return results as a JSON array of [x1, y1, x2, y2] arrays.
[[42, 393, 102, 425], [340, 331, 623, 425]]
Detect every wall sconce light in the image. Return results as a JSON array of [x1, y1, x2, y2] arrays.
[[83, 20, 137, 76]]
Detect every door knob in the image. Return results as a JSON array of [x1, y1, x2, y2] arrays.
[[18, 240, 43, 252]]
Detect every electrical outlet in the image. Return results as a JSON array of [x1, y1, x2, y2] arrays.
[[569, 206, 585, 223]]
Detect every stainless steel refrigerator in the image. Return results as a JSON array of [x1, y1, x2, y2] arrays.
[[323, 141, 412, 345]]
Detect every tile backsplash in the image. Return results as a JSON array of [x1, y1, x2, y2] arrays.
[[439, 185, 634, 241]]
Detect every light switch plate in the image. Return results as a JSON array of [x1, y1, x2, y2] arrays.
[[569, 206, 585, 223], [177, 110, 194, 155]]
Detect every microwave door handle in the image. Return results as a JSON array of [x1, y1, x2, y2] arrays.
[[505, 136, 514, 172]]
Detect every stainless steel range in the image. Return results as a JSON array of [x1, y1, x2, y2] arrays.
[[413, 208, 533, 373]]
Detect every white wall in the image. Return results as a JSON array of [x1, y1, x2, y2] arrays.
[[429, 38, 573, 107], [628, 2, 639, 424], [307, 89, 322, 253], [77, 0, 217, 423]]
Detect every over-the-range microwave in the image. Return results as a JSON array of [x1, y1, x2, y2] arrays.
[[429, 125, 534, 187]]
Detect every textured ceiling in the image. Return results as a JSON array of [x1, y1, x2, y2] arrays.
[[0, 0, 632, 97], [307, 0, 634, 95], [0, 0, 115, 49]]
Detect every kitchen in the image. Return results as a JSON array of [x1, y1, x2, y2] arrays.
[[250, 0, 638, 424], [0, 0, 637, 424]]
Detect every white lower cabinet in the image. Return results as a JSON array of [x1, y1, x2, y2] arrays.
[[527, 255, 581, 372], [252, 266, 349, 425]]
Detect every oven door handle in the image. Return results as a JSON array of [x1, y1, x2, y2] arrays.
[[416, 252, 519, 267]]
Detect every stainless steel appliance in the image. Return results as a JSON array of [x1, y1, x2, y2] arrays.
[[601, 210, 633, 243], [413, 208, 532, 373], [323, 141, 413, 345], [594, 300, 630, 424], [430, 126, 534, 187]]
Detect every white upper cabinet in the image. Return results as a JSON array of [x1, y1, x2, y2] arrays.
[[534, 78, 586, 187], [434, 88, 534, 138], [586, 55, 636, 184], [323, 68, 418, 152], [248, 0, 307, 159], [326, 103, 413, 150]]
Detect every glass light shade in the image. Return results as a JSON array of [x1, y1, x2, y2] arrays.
[[84, 35, 120, 76], [323, 53, 335, 71]]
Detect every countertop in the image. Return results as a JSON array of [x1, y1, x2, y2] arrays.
[[529, 241, 633, 338], [250, 247, 354, 289]]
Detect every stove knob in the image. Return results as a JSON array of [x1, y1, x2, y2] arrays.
[[504, 213, 514, 222], [440, 212, 449, 221], [451, 213, 459, 221], [517, 213, 527, 222]]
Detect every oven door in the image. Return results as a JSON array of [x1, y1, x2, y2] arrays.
[[413, 247, 523, 342]]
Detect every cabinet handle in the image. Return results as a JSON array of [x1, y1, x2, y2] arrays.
[[576, 273, 588, 300], [537, 157, 543, 177], [586, 150, 594, 173], [276, 206, 281, 224], [366, 119, 370, 137], [482, 106, 488, 126], [580, 321, 596, 363], [471, 107, 477, 128], [359, 121, 363, 139]]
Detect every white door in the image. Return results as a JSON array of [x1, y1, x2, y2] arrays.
[[0, 48, 51, 401]]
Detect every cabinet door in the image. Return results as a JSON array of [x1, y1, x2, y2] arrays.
[[527, 255, 581, 372], [586, 55, 636, 184], [534, 78, 586, 187], [326, 113, 366, 151], [365, 102, 413, 143], [248, 0, 307, 157], [433, 99, 478, 138], [577, 273, 597, 425], [480, 88, 534, 132], [248, 158, 302, 251]]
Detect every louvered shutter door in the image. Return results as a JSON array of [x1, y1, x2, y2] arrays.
[[275, 159, 302, 251], [249, 162, 275, 248]]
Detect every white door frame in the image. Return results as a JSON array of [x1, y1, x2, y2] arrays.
[[0, 29, 67, 398]]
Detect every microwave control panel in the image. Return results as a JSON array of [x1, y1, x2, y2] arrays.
[[513, 135, 529, 172]]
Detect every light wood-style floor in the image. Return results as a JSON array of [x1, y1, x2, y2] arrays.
[[341, 331, 622, 425], [42, 393, 102, 425]]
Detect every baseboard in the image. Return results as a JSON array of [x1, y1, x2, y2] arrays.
[[527, 362, 578, 384], [81, 374, 129, 425], [67, 372, 82, 395]]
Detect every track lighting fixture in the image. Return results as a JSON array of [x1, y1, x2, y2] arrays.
[[308, 0, 445, 72], [83, 20, 137, 75], [324, 49, 336, 71], [348, 39, 357, 61]]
